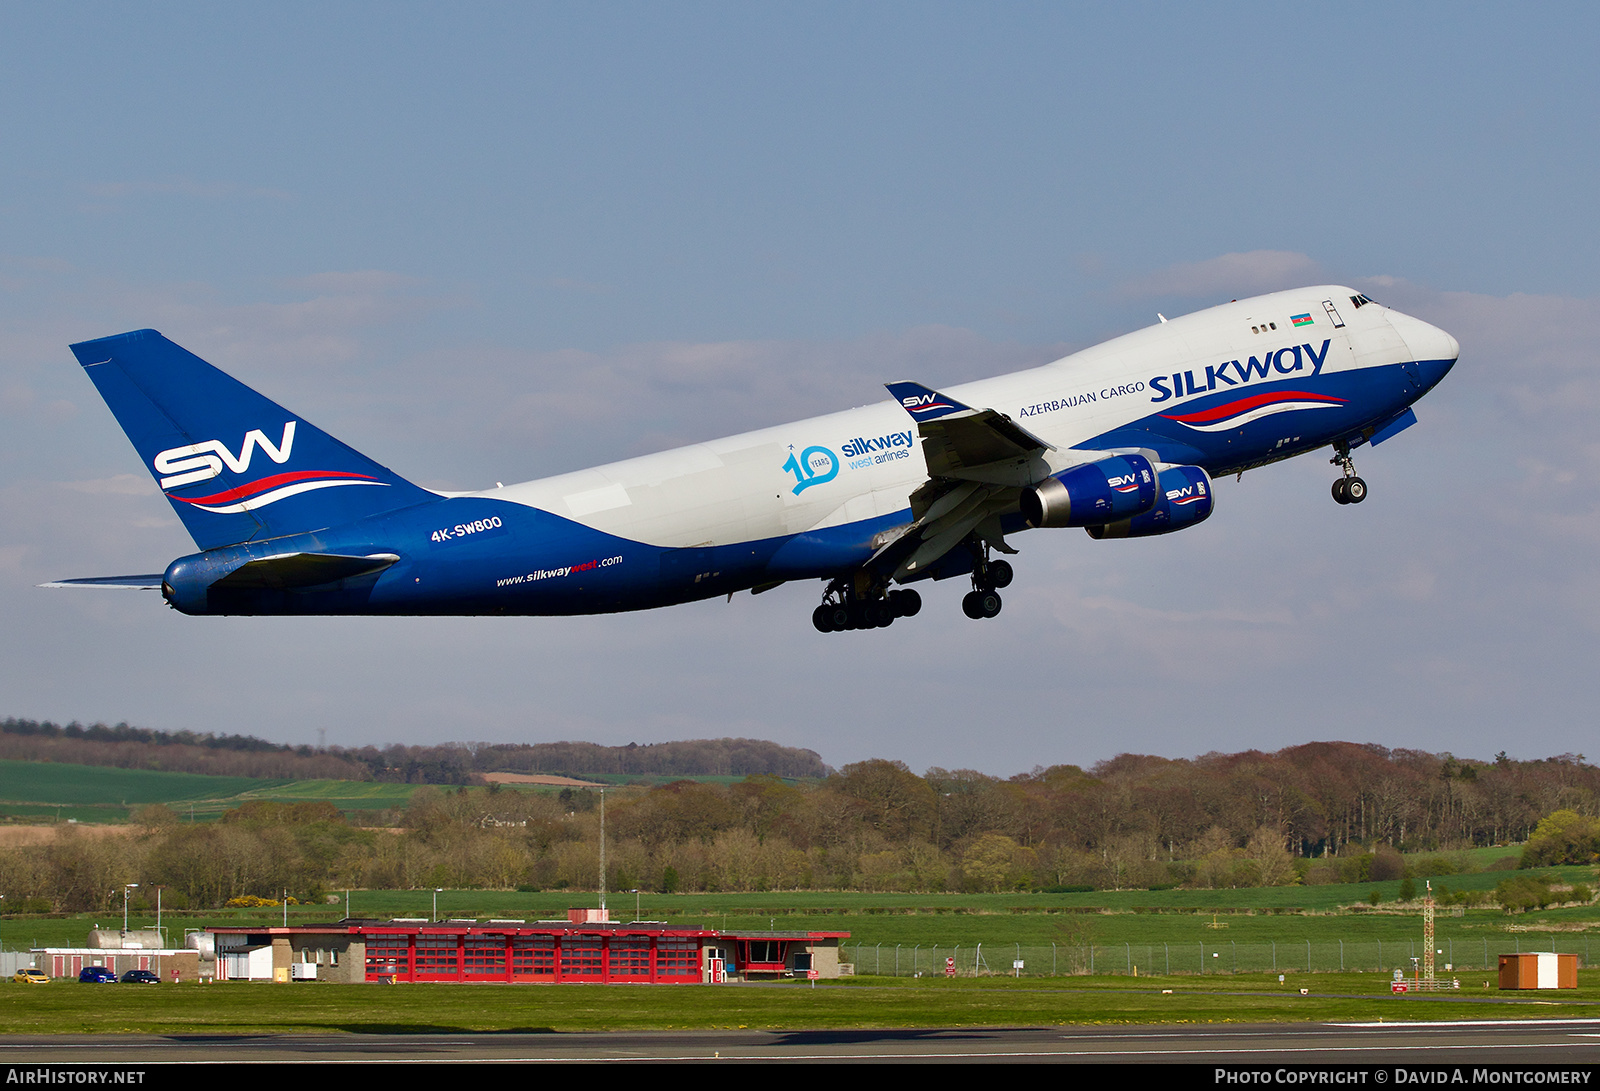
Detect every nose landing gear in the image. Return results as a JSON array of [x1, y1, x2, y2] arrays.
[[1330, 441, 1368, 505]]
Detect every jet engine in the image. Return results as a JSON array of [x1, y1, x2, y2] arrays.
[[1019, 453, 1157, 528], [1086, 465, 1213, 539]]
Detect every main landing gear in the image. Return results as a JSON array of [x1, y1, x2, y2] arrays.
[[1329, 441, 1368, 506], [810, 544, 1015, 631], [812, 580, 921, 633], [961, 555, 1011, 621]]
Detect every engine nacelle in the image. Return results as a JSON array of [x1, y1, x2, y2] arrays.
[[1020, 453, 1157, 528], [1086, 465, 1213, 539]]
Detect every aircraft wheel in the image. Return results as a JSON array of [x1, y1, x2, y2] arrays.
[[978, 589, 1003, 618], [890, 589, 922, 617], [962, 591, 986, 619], [868, 599, 895, 627], [1332, 478, 1350, 505], [812, 605, 833, 633], [828, 604, 852, 631], [1345, 476, 1368, 503], [988, 560, 1013, 589]]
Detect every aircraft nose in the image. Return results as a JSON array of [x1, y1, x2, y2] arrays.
[[1387, 309, 1460, 367]]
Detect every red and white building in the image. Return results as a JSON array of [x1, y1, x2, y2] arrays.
[[209, 910, 849, 984]]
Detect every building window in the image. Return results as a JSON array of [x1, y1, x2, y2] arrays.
[[560, 937, 602, 978], [746, 940, 784, 963], [656, 939, 699, 977], [464, 939, 507, 976], [610, 939, 650, 976], [512, 937, 555, 977], [365, 939, 410, 976], [414, 938, 460, 976]]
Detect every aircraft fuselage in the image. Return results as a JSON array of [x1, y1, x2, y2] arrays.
[[57, 286, 1458, 623]]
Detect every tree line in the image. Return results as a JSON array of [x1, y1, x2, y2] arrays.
[[0, 718, 826, 782], [0, 742, 1594, 912]]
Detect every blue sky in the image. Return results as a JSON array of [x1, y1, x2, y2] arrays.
[[3, 3, 1598, 774]]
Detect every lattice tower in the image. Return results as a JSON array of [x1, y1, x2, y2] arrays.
[[1423, 881, 1435, 981]]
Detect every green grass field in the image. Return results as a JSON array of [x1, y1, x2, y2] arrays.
[[5, 870, 1597, 1033], [2, 972, 1598, 1035], [0, 761, 422, 822], [0, 760, 793, 823], [8, 870, 1597, 964]]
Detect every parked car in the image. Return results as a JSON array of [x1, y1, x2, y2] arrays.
[[78, 966, 116, 983], [120, 970, 160, 985], [12, 968, 48, 985]]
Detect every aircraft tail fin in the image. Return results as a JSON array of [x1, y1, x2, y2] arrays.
[[70, 329, 437, 550]]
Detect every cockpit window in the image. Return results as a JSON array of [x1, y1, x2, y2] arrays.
[[1350, 294, 1377, 308]]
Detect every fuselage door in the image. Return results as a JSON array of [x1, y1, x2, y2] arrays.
[[1322, 300, 1346, 328]]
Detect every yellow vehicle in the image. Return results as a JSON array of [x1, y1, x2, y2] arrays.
[[12, 968, 48, 985]]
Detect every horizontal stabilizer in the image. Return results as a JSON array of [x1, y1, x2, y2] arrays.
[[39, 575, 165, 590], [210, 552, 400, 591]]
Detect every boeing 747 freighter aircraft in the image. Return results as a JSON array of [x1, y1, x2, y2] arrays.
[[47, 287, 1457, 630]]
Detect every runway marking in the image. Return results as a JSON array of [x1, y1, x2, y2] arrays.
[[7, 1042, 1582, 1063], [1328, 1019, 1600, 1028]]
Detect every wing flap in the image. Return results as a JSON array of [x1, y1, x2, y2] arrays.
[[917, 410, 1049, 476]]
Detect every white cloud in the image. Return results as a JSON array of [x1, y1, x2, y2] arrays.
[[279, 270, 428, 295], [377, 324, 1061, 482], [61, 475, 156, 496], [67, 271, 477, 382], [1118, 250, 1324, 299]]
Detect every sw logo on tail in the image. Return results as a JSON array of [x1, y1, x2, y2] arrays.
[[155, 422, 297, 489]]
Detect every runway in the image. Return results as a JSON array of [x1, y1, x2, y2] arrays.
[[1, 1019, 1598, 1064]]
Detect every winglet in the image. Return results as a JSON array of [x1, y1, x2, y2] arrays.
[[885, 381, 972, 422]]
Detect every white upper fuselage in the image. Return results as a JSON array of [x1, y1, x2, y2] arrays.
[[485, 287, 1457, 551]]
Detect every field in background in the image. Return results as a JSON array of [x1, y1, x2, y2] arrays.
[[5, 868, 1597, 958], [0, 761, 434, 822], [0, 759, 799, 823]]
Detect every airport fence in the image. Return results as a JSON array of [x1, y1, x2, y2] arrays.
[[840, 936, 1593, 978], [1, 950, 43, 977]]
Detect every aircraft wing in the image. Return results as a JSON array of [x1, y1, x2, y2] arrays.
[[884, 380, 1053, 478], [874, 381, 1060, 580], [865, 478, 1016, 580]]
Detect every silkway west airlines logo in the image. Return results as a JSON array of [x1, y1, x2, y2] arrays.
[[152, 422, 385, 514]]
